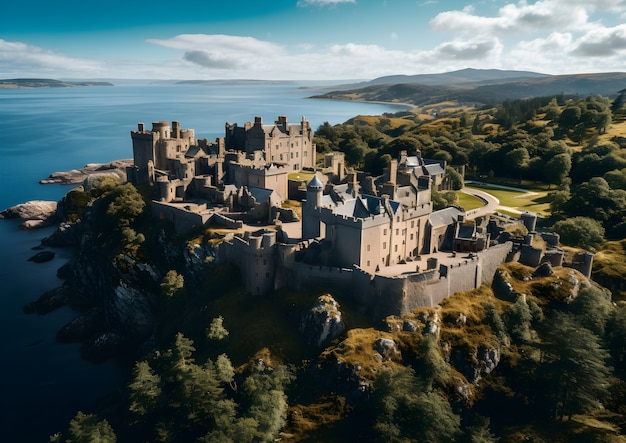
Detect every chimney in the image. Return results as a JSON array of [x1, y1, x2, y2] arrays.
[[389, 159, 398, 186]]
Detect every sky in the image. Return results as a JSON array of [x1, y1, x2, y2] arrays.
[[2, 0, 626, 81]]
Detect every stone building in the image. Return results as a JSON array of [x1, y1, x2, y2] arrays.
[[225, 115, 315, 171], [128, 117, 311, 206]]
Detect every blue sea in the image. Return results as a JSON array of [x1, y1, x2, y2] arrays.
[[0, 82, 405, 441]]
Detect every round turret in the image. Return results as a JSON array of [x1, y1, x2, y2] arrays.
[[307, 175, 323, 190], [303, 174, 323, 240]]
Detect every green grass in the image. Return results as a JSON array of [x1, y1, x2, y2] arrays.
[[456, 191, 485, 211], [465, 185, 551, 215], [289, 171, 316, 182]]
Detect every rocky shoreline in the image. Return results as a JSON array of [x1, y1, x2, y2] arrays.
[[39, 159, 132, 185]]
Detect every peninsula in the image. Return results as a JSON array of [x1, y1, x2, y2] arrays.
[[0, 78, 114, 88]]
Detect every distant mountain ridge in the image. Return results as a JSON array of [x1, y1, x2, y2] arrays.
[[311, 69, 626, 106], [361, 68, 550, 87]]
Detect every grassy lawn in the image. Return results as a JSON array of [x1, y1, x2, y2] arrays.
[[456, 191, 485, 211], [289, 171, 316, 182], [465, 184, 552, 216]]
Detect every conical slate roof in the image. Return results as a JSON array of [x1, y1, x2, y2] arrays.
[[307, 175, 323, 189]]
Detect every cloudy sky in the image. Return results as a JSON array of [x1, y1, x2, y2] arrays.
[[2, 0, 626, 81]]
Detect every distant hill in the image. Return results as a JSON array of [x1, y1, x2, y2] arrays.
[[0, 79, 114, 88], [311, 70, 626, 106], [359, 68, 549, 87]]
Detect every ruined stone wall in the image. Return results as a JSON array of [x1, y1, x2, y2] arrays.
[[519, 245, 543, 267], [219, 232, 277, 296], [151, 201, 211, 233]]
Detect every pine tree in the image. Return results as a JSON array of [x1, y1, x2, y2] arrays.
[[539, 312, 613, 420]]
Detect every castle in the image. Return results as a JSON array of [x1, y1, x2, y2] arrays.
[[128, 116, 592, 319]]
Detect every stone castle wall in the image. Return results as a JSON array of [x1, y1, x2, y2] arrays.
[[274, 241, 514, 319]]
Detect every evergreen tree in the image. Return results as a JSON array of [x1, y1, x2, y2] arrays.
[[371, 366, 460, 443], [128, 361, 161, 416], [569, 286, 613, 336], [538, 312, 612, 421], [50, 412, 117, 443]]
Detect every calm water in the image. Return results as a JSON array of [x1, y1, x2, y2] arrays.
[[0, 83, 405, 441]]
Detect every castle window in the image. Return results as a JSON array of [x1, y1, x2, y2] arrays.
[[265, 272, 270, 279], [384, 229, 387, 235], [263, 259, 267, 265], [296, 152, 299, 157], [394, 245, 398, 252], [383, 242, 387, 249], [411, 221, 415, 228], [367, 245, 370, 251], [367, 260, 370, 267], [280, 154, 283, 161], [410, 234, 414, 240], [294, 164, 298, 170], [291, 152, 293, 159], [396, 228, 399, 235], [304, 151, 307, 157]]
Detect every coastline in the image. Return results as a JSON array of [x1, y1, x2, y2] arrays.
[[307, 95, 416, 110]]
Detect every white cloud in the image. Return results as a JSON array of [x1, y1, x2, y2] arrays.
[[148, 34, 289, 75], [431, 37, 503, 61], [431, 1, 592, 35], [148, 34, 282, 56], [0, 39, 103, 77], [571, 24, 626, 57]]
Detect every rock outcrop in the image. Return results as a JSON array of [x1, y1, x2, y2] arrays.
[[39, 160, 132, 185], [27, 250, 55, 263], [0, 200, 58, 229], [299, 294, 346, 348]]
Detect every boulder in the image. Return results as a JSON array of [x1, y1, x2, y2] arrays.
[[491, 269, 517, 301], [56, 309, 103, 342], [23, 286, 69, 314], [300, 294, 346, 348], [533, 262, 554, 277], [374, 337, 401, 361], [0, 200, 57, 221], [20, 219, 48, 230], [27, 250, 55, 263]]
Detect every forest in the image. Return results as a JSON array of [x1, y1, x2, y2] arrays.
[[49, 90, 626, 442]]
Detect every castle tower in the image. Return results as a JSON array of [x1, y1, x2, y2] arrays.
[[520, 212, 538, 232], [302, 175, 323, 240], [131, 122, 158, 185]]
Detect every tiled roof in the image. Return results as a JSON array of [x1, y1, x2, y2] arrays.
[[429, 207, 462, 228]]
